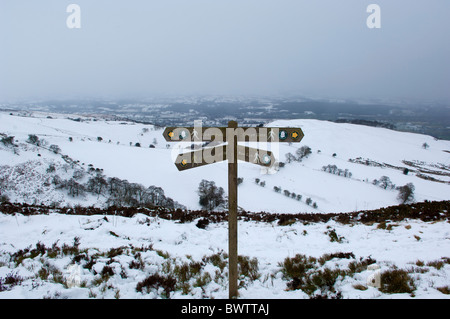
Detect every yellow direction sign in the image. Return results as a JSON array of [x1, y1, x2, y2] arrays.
[[163, 126, 304, 143]]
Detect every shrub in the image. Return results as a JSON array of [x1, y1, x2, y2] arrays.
[[280, 254, 346, 297], [318, 252, 355, 266], [379, 269, 415, 294], [27, 134, 40, 146], [437, 286, 450, 295], [0, 135, 14, 146], [280, 254, 317, 282], [325, 227, 345, 243], [0, 272, 23, 291], [0, 194, 10, 203], [306, 268, 343, 296], [203, 251, 228, 272], [238, 256, 260, 282], [101, 265, 115, 279], [196, 218, 209, 229], [46, 164, 56, 173], [136, 274, 177, 298], [347, 256, 377, 275], [427, 260, 444, 270], [49, 144, 61, 154], [129, 253, 145, 270]]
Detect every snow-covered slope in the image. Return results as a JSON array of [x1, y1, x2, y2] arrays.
[[1, 111, 449, 213], [1, 111, 450, 300], [0, 208, 449, 299]]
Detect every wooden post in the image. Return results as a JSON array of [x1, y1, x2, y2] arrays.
[[227, 120, 238, 299]]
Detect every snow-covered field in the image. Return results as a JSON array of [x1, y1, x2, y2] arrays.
[[1, 111, 449, 299], [1, 111, 449, 213], [0, 210, 449, 299]]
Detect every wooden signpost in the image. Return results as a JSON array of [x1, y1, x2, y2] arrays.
[[163, 121, 304, 298]]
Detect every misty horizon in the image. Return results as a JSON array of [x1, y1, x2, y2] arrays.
[[1, 1, 450, 104]]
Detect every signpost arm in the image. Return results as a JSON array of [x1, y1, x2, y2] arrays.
[[227, 120, 238, 299]]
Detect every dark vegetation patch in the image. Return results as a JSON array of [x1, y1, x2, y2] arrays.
[[1, 200, 448, 226], [136, 273, 177, 298], [10, 237, 81, 266], [379, 269, 416, 295], [0, 272, 23, 292], [279, 252, 377, 298]]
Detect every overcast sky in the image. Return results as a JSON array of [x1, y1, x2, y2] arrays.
[[0, 0, 449, 103]]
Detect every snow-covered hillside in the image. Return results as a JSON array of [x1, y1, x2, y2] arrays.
[[1, 110, 450, 300], [1, 111, 449, 213], [0, 204, 449, 299]]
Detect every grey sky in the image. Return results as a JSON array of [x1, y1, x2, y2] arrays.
[[0, 0, 449, 103]]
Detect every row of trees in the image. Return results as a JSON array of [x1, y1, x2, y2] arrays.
[[322, 164, 353, 178], [96, 136, 158, 149], [196, 174, 414, 211], [197, 179, 321, 211], [6, 134, 177, 209], [1, 134, 45, 149], [273, 186, 318, 209], [254, 178, 266, 187], [50, 169, 181, 209]]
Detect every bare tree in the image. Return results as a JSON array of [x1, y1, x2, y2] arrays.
[[198, 180, 225, 211], [397, 183, 415, 204], [296, 145, 312, 161]]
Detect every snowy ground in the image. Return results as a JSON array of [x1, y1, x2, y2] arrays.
[[0, 212, 449, 299], [1, 111, 449, 213]]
